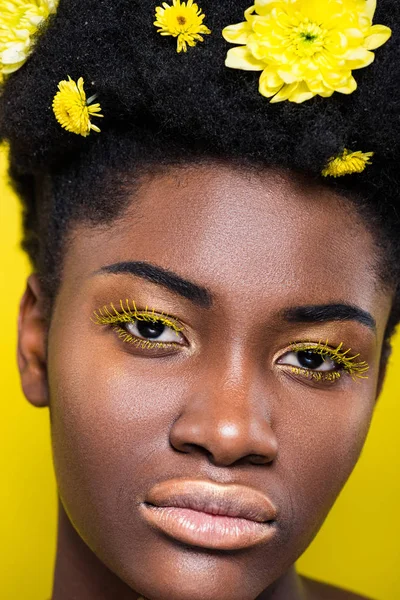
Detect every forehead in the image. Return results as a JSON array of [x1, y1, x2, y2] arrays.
[[64, 163, 390, 328]]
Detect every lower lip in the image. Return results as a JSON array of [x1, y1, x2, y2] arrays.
[[140, 504, 276, 550]]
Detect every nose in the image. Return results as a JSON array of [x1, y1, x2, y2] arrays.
[[169, 354, 279, 467]]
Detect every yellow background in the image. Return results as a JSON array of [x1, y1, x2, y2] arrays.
[[1, 148, 399, 600]]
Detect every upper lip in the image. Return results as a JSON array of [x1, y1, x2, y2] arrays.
[[144, 478, 277, 523]]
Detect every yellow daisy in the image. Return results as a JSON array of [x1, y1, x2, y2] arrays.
[[222, 0, 392, 103], [0, 0, 59, 78], [52, 76, 104, 137], [154, 0, 211, 53], [322, 149, 374, 177]]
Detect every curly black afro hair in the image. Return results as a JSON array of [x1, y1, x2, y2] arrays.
[[1, 0, 400, 346]]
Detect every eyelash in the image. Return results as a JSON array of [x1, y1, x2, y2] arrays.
[[91, 302, 369, 383], [287, 339, 370, 383], [91, 299, 186, 350]]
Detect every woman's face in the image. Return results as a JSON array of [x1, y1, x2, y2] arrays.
[[19, 164, 393, 600]]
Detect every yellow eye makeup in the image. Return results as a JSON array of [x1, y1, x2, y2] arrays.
[[282, 339, 370, 383], [91, 299, 186, 351], [92, 304, 370, 383], [289, 367, 342, 383]]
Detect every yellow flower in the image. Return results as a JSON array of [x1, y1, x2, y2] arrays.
[[154, 0, 211, 53], [322, 149, 374, 177], [222, 0, 392, 103], [52, 76, 104, 137], [0, 0, 59, 79]]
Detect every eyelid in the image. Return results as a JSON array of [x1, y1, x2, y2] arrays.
[[91, 298, 185, 334]]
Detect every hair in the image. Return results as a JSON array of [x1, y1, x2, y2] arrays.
[[1, 0, 400, 352]]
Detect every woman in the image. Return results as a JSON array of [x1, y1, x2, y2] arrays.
[[1, 0, 398, 599]]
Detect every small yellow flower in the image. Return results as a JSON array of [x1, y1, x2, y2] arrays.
[[154, 0, 211, 53], [222, 0, 392, 103], [0, 0, 59, 79], [322, 149, 374, 177], [52, 76, 104, 137]]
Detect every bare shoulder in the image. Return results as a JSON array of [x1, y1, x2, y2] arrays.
[[300, 575, 376, 600]]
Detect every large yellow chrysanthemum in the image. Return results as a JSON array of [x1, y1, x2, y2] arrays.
[[0, 0, 59, 80], [154, 0, 211, 53], [222, 0, 392, 103]]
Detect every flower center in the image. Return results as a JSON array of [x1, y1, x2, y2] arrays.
[[290, 19, 325, 57], [177, 15, 187, 25], [300, 31, 317, 42]]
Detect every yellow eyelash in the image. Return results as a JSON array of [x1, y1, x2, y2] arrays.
[[290, 367, 342, 382], [91, 299, 184, 342], [289, 338, 370, 382]]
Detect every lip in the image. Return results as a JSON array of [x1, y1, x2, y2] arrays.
[[140, 478, 277, 550]]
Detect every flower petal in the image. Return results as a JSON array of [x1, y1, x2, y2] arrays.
[[318, 88, 335, 98], [1, 44, 28, 66], [364, 0, 377, 21], [345, 47, 375, 69], [270, 81, 299, 103], [341, 28, 363, 45], [222, 21, 252, 44], [244, 5, 257, 22], [334, 75, 357, 94], [307, 77, 328, 94], [276, 66, 301, 84], [259, 69, 284, 98], [225, 46, 265, 70], [364, 25, 392, 50], [254, 0, 280, 16], [26, 14, 45, 27], [1, 61, 26, 74], [288, 81, 315, 103], [298, 0, 334, 23]]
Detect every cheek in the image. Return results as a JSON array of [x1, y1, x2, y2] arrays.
[[276, 390, 373, 546], [47, 331, 189, 548]]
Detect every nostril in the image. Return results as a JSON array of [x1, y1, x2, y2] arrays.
[[249, 454, 271, 465]]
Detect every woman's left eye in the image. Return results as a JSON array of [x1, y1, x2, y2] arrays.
[[124, 318, 185, 344], [278, 349, 338, 372]]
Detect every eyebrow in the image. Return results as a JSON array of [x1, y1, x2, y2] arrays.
[[92, 261, 376, 333], [92, 261, 214, 308], [280, 304, 376, 334]]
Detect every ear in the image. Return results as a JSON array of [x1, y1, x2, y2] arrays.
[[17, 273, 49, 408], [375, 339, 392, 402]]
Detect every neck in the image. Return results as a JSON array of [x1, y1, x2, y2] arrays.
[[51, 499, 308, 600]]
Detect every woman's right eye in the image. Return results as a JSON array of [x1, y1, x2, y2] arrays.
[[124, 318, 185, 344], [91, 301, 187, 350]]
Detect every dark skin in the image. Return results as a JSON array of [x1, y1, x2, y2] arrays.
[[17, 164, 392, 600]]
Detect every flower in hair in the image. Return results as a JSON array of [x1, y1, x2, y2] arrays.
[[154, 0, 211, 53], [52, 76, 104, 137], [0, 0, 59, 81], [322, 149, 374, 177], [222, 0, 392, 103]]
